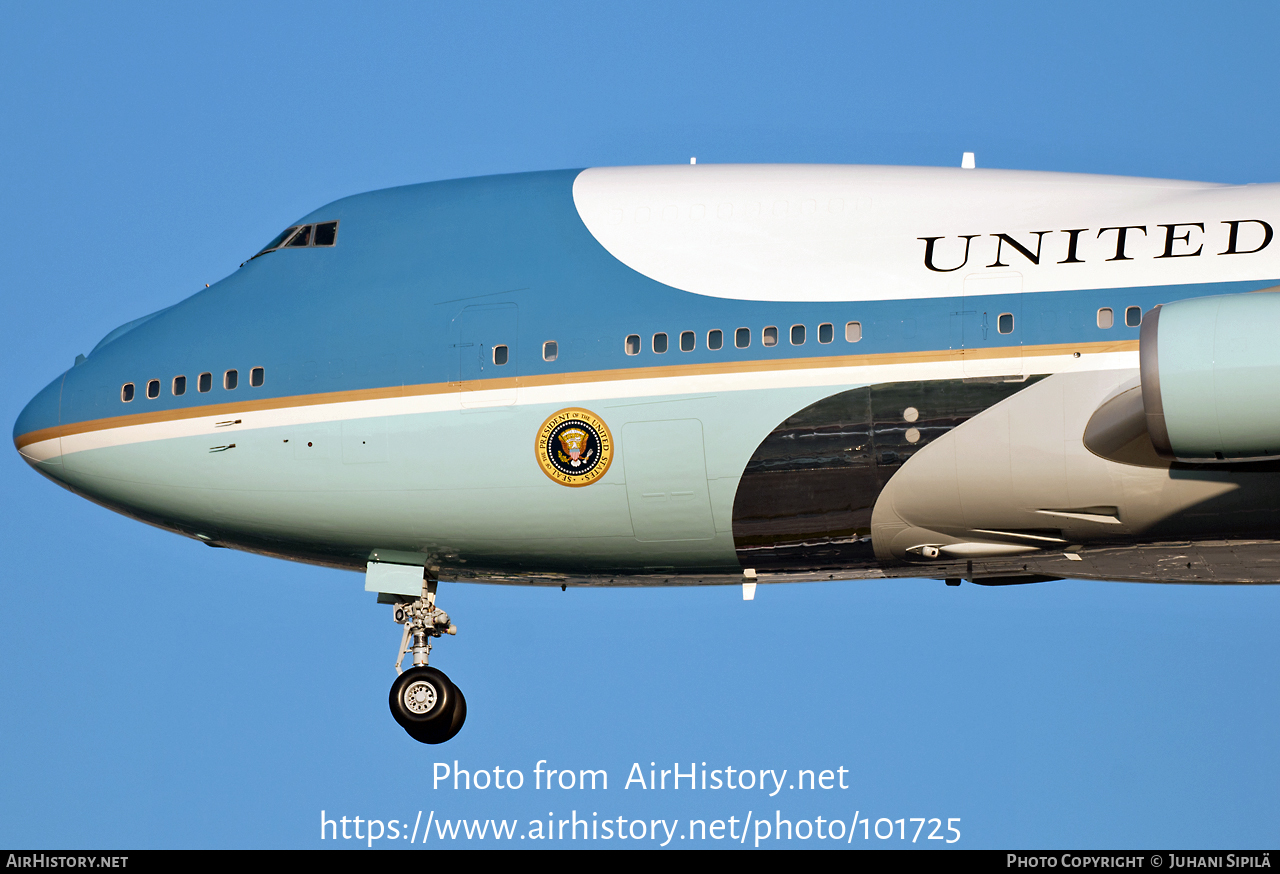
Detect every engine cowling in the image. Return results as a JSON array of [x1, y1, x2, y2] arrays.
[[1141, 290, 1280, 461]]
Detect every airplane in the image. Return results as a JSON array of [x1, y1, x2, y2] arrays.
[[15, 157, 1280, 743]]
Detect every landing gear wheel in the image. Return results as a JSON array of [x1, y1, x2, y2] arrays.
[[389, 666, 454, 729], [407, 683, 467, 744]]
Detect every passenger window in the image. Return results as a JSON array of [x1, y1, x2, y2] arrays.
[[542, 341, 558, 362], [845, 321, 862, 342], [790, 324, 806, 345], [250, 367, 265, 387], [224, 369, 238, 390], [653, 332, 668, 354], [735, 327, 751, 348], [818, 323, 834, 344], [762, 326, 778, 347], [998, 313, 1014, 334], [146, 379, 160, 399], [493, 345, 509, 365], [198, 372, 212, 393], [312, 221, 338, 247], [1125, 306, 1142, 327], [707, 329, 723, 350], [172, 375, 186, 396], [1097, 307, 1114, 329], [680, 331, 695, 352], [121, 383, 135, 403], [286, 225, 312, 247], [625, 334, 640, 355]]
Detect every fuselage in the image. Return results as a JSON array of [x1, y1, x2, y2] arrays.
[[15, 164, 1280, 586]]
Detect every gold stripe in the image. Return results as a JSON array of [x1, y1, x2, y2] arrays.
[[13, 339, 1137, 450]]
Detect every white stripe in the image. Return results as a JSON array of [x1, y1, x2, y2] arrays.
[[48, 349, 1137, 457]]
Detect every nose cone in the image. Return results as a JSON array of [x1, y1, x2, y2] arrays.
[[14, 373, 65, 467]]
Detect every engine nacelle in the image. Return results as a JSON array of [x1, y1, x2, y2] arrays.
[[1141, 290, 1280, 461]]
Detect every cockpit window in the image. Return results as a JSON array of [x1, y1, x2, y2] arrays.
[[313, 221, 338, 246], [254, 227, 297, 257], [247, 220, 339, 262]]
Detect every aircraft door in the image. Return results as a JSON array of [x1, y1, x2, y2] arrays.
[[951, 272, 1024, 378], [457, 303, 518, 408], [622, 419, 715, 542]]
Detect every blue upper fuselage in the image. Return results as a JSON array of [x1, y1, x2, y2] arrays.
[[13, 168, 1272, 445]]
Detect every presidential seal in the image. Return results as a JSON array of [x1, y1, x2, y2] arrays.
[[535, 408, 614, 487]]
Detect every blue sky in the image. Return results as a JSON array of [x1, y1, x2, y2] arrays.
[[2, 2, 1278, 849]]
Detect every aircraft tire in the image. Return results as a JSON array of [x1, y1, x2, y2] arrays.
[[406, 684, 467, 744], [389, 666, 454, 730]]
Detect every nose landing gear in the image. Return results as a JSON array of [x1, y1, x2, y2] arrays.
[[389, 579, 466, 744]]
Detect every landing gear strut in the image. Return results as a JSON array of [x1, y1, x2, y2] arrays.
[[388, 578, 466, 744]]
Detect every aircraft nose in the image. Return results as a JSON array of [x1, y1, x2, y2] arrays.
[[14, 373, 65, 468]]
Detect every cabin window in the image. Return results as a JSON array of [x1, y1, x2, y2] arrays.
[[121, 383, 135, 403], [762, 326, 778, 347], [735, 327, 751, 348], [625, 334, 640, 355], [818, 323, 834, 344], [173, 375, 186, 396], [998, 313, 1014, 334], [542, 341, 558, 362], [198, 372, 212, 393], [312, 221, 338, 247], [224, 369, 239, 390], [1125, 306, 1142, 327], [146, 379, 160, 399], [250, 367, 265, 387], [790, 324, 806, 345], [285, 225, 312, 247], [680, 331, 695, 352], [653, 332, 668, 354], [1097, 307, 1114, 329], [707, 329, 723, 350], [493, 345, 509, 365], [846, 321, 862, 342]]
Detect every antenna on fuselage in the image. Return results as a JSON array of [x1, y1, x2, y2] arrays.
[[961, 151, 976, 169]]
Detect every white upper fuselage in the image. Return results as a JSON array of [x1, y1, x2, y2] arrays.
[[574, 165, 1280, 301]]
